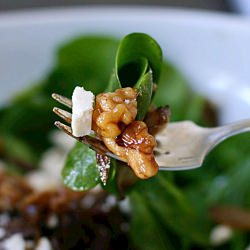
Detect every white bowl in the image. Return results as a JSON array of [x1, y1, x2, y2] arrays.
[[0, 7, 250, 123]]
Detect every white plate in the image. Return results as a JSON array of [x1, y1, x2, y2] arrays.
[[0, 7, 250, 123]]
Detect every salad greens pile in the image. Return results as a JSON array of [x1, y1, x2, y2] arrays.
[[0, 33, 250, 250]]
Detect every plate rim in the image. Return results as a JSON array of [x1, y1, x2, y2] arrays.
[[0, 6, 250, 30]]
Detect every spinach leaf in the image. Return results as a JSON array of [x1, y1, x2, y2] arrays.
[[44, 36, 119, 96], [116, 33, 162, 84], [130, 192, 176, 250], [0, 100, 54, 156], [135, 69, 154, 121], [116, 57, 149, 87], [62, 142, 100, 191], [0, 134, 38, 173], [130, 172, 210, 249], [113, 33, 162, 120], [105, 69, 122, 92]]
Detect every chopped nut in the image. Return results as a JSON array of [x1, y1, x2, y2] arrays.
[[93, 87, 158, 179]]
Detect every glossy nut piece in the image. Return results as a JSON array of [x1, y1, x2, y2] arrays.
[[93, 87, 158, 179]]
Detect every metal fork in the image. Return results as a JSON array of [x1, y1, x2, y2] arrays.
[[52, 93, 250, 171], [52, 93, 122, 161], [154, 119, 250, 170]]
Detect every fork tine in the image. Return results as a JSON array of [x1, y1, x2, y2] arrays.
[[52, 93, 72, 108], [54, 121, 122, 161], [53, 107, 72, 124], [54, 121, 73, 136]]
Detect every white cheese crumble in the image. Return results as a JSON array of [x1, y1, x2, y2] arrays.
[[72, 86, 94, 137], [81, 194, 96, 209], [118, 197, 131, 214], [46, 214, 59, 228], [101, 195, 117, 213], [1, 234, 25, 250], [27, 148, 65, 191], [246, 243, 250, 250], [35, 237, 52, 250], [210, 225, 233, 246], [49, 130, 75, 151]]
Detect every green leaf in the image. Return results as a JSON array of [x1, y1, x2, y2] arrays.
[[62, 142, 100, 191], [130, 192, 176, 250], [0, 100, 54, 156], [44, 36, 119, 96], [115, 33, 162, 85], [105, 69, 122, 92], [130, 173, 210, 248], [112, 33, 162, 119], [116, 57, 149, 87], [135, 69, 154, 120], [0, 134, 38, 173], [153, 61, 191, 121]]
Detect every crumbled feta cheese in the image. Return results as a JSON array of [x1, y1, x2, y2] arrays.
[[27, 148, 66, 191], [1, 234, 25, 250], [101, 195, 117, 212], [46, 214, 59, 228], [39, 148, 66, 180], [210, 225, 233, 246], [118, 197, 131, 214], [35, 237, 52, 250], [81, 194, 96, 209], [72, 86, 94, 137], [49, 130, 75, 151], [27, 171, 55, 191]]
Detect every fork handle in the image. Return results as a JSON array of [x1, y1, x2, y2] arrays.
[[212, 119, 250, 144]]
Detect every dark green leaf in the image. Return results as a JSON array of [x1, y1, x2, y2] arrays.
[[116, 33, 162, 85], [105, 69, 122, 92], [62, 142, 100, 191], [0, 100, 54, 156], [117, 57, 149, 87], [44, 36, 119, 96], [153, 61, 191, 121], [135, 69, 154, 120], [130, 192, 176, 250], [112, 33, 162, 119], [130, 173, 210, 247], [0, 134, 38, 173]]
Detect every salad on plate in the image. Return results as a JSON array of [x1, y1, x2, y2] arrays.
[[0, 32, 249, 250]]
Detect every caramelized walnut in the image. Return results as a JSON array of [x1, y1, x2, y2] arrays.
[[93, 87, 158, 179], [144, 106, 170, 135], [92, 87, 137, 138], [118, 121, 158, 179]]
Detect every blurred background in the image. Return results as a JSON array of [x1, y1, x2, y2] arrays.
[[0, 0, 249, 15]]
